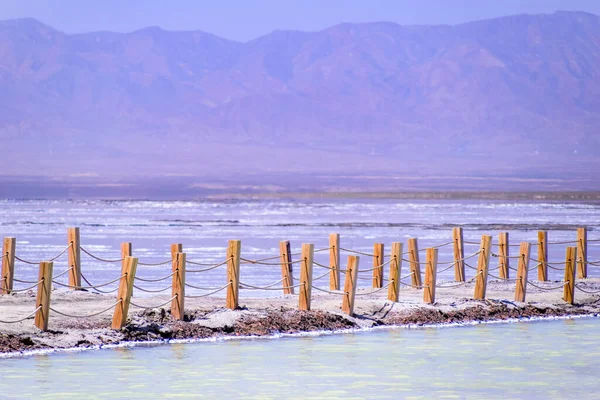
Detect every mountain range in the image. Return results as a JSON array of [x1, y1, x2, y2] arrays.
[[0, 11, 599, 195]]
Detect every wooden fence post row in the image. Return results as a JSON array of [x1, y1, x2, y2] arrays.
[[452, 227, 465, 282], [34, 261, 53, 331], [112, 256, 138, 330], [473, 235, 492, 300], [1, 237, 16, 294], [67, 227, 81, 290], [514, 242, 531, 302], [298, 244, 314, 311], [280, 240, 295, 295], [226, 240, 241, 310], [387, 242, 402, 302], [341, 255, 359, 316]]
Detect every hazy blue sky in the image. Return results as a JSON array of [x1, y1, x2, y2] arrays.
[[1, 0, 599, 41]]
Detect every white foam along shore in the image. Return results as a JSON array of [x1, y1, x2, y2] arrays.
[[1, 312, 598, 360]]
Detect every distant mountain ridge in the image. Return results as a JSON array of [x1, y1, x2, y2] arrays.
[[0, 11, 599, 189]]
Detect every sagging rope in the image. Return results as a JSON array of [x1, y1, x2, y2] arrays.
[[312, 260, 348, 273], [186, 259, 230, 272], [50, 300, 122, 318], [436, 270, 483, 288], [354, 281, 393, 296], [311, 285, 345, 296], [0, 306, 42, 324], [339, 248, 376, 257], [185, 282, 231, 298], [135, 271, 176, 282], [13, 243, 73, 265], [80, 246, 124, 263], [138, 259, 172, 266], [239, 278, 285, 290], [7, 280, 43, 293], [526, 280, 568, 291], [14, 267, 73, 284], [240, 257, 304, 266], [436, 250, 482, 265], [357, 258, 393, 273], [311, 270, 332, 282], [81, 273, 119, 294], [133, 284, 172, 293], [574, 284, 600, 294], [130, 296, 177, 310]]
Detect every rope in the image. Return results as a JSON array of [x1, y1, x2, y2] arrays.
[[491, 252, 523, 259], [313, 260, 348, 272], [547, 240, 578, 245], [9, 280, 43, 292], [48, 243, 73, 261], [401, 258, 428, 265], [314, 247, 333, 253], [311, 285, 345, 295], [436, 271, 483, 288], [53, 267, 73, 279], [430, 241, 454, 250], [133, 284, 172, 293], [80, 273, 119, 294], [586, 260, 600, 266], [185, 282, 231, 298], [436, 250, 481, 265], [574, 284, 600, 294], [13, 277, 41, 284], [239, 278, 285, 290], [138, 259, 172, 266], [0, 306, 42, 324], [357, 258, 393, 273], [186, 259, 230, 272], [14, 255, 39, 265], [50, 300, 122, 318], [339, 248, 375, 257], [465, 262, 478, 270], [130, 296, 177, 309], [526, 280, 568, 291], [354, 281, 393, 296], [135, 271, 176, 282], [75, 274, 125, 289], [312, 270, 332, 282], [240, 257, 303, 266], [80, 246, 124, 263]]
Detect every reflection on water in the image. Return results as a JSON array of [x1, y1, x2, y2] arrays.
[[2, 317, 599, 398]]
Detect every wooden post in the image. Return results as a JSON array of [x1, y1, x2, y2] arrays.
[[341, 255, 359, 316], [372, 243, 384, 288], [514, 242, 531, 302], [563, 247, 577, 305], [226, 240, 241, 310], [473, 235, 492, 300], [67, 227, 81, 289], [298, 243, 314, 311], [408, 238, 422, 288], [279, 241, 295, 295], [1, 237, 16, 294], [423, 248, 438, 304], [387, 242, 402, 302], [111, 256, 138, 330], [498, 232, 510, 280], [577, 227, 587, 279], [171, 243, 183, 263], [329, 233, 340, 291], [537, 231, 548, 282], [452, 227, 465, 282], [34, 261, 53, 331], [171, 252, 185, 320], [120, 242, 132, 274]]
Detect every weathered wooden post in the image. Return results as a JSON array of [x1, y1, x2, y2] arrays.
[[341, 255, 359, 316], [452, 227, 465, 282], [329, 233, 340, 291], [171, 252, 186, 320], [537, 231, 548, 282], [563, 247, 577, 305], [298, 243, 314, 311], [171, 243, 183, 263], [279, 241, 294, 295], [473, 235, 492, 300], [34, 261, 53, 331], [67, 227, 81, 289], [112, 256, 138, 330], [514, 242, 531, 302], [1, 237, 16, 294], [577, 227, 587, 279], [498, 232, 510, 280], [423, 248, 438, 304], [387, 242, 402, 302], [408, 238, 422, 288], [372, 243, 384, 288], [226, 240, 241, 310], [121, 242, 132, 274]]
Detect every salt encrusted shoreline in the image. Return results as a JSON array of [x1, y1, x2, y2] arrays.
[[2, 279, 600, 357]]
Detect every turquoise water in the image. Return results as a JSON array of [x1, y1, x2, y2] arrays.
[[2, 317, 600, 399]]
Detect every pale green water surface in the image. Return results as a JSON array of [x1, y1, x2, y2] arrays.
[[1, 318, 600, 399]]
